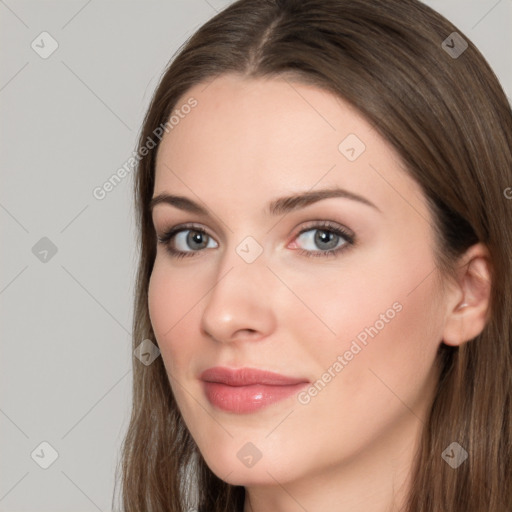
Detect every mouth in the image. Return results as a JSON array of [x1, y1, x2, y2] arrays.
[[199, 366, 309, 414]]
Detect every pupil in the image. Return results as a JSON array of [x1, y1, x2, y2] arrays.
[[316, 230, 337, 249], [190, 231, 206, 249]]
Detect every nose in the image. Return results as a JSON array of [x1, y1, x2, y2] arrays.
[[200, 251, 277, 344]]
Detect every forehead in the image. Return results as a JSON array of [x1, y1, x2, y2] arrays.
[[153, 73, 426, 221]]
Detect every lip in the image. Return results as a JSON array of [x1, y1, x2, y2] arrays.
[[200, 367, 309, 413]]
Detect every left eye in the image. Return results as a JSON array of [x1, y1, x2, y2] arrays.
[[292, 224, 353, 256]]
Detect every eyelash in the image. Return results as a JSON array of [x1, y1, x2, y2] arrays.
[[156, 221, 355, 260]]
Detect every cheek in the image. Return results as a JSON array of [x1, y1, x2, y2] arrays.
[[299, 238, 444, 407], [326, 265, 442, 421], [147, 261, 200, 376]]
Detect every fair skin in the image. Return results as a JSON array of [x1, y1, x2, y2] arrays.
[[148, 74, 491, 512]]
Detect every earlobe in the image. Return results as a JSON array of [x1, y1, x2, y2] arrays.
[[441, 244, 492, 347]]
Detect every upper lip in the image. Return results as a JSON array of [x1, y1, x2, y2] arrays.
[[200, 367, 309, 386]]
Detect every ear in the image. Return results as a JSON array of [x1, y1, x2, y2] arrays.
[[442, 243, 492, 347]]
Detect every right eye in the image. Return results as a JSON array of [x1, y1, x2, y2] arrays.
[[157, 224, 218, 259]]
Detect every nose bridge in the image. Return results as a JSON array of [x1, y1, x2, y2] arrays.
[[200, 239, 275, 343], [216, 232, 270, 295]]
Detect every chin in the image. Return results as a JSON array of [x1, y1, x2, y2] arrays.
[[209, 462, 281, 487], [197, 444, 299, 487]]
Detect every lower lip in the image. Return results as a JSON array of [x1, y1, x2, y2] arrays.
[[202, 381, 308, 413]]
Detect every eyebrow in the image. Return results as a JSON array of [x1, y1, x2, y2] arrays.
[[149, 187, 381, 216]]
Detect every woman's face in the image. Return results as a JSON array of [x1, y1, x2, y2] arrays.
[[148, 74, 449, 489]]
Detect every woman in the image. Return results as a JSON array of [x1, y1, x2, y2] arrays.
[[117, 0, 512, 510]]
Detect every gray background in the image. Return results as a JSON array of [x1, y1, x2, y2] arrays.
[[1, 1, 510, 510]]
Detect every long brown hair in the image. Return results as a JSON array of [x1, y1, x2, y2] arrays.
[[115, 1, 512, 510]]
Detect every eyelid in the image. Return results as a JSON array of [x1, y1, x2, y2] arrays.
[[155, 220, 353, 244], [291, 220, 355, 244], [156, 222, 214, 242]]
